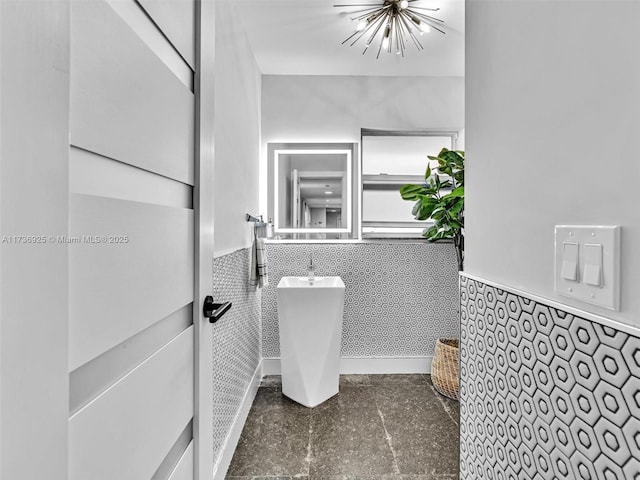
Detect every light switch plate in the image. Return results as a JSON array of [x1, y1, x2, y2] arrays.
[[554, 225, 621, 311]]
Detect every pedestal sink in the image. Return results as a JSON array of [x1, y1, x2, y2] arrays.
[[277, 276, 345, 407]]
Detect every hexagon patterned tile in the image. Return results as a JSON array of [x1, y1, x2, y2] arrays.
[[460, 276, 640, 480], [262, 243, 460, 358], [212, 249, 261, 466]]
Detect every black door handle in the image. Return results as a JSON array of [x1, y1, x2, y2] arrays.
[[203, 296, 232, 324]]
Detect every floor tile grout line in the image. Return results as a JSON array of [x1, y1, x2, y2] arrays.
[[372, 386, 402, 475], [427, 381, 460, 428], [305, 404, 313, 476]]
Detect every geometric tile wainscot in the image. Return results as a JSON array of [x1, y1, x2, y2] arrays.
[[262, 242, 459, 359], [460, 276, 640, 480], [212, 248, 261, 468]]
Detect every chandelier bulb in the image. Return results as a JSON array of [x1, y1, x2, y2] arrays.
[[399, 0, 409, 8], [381, 24, 391, 50], [356, 20, 368, 31]]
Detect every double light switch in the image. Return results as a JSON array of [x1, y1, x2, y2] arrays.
[[555, 226, 620, 311], [560, 242, 603, 286]]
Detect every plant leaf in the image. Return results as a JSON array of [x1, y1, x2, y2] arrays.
[[399, 184, 425, 200]]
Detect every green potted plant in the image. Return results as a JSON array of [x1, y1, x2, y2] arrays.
[[400, 148, 464, 400], [399, 148, 464, 271]]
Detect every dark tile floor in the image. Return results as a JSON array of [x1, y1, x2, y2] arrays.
[[226, 374, 460, 480]]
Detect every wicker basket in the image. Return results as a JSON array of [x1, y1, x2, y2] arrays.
[[431, 338, 460, 400]]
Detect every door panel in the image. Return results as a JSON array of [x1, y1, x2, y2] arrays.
[[168, 443, 195, 480], [69, 328, 194, 480], [69, 304, 192, 415], [70, 0, 195, 185], [68, 1, 198, 478], [70, 146, 193, 209], [105, 0, 193, 90], [69, 194, 193, 369], [136, 0, 196, 70]]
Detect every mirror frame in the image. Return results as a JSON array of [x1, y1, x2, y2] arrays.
[[267, 142, 359, 239]]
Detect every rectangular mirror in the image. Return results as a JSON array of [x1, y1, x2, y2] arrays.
[[361, 129, 458, 238], [268, 143, 358, 240]]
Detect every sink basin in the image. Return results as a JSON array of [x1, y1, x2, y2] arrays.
[[277, 276, 344, 288], [277, 276, 345, 407]]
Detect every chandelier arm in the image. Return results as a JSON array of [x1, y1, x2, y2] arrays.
[[398, 12, 424, 50], [342, 8, 387, 46], [409, 7, 441, 13], [388, 15, 395, 53], [395, 15, 406, 56], [342, 29, 364, 45], [408, 28, 425, 49], [417, 19, 446, 35], [407, 10, 445, 24], [396, 15, 409, 56], [405, 10, 446, 34], [400, 21, 407, 58], [348, 10, 388, 47], [427, 23, 446, 35], [353, 7, 388, 24], [349, 7, 389, 19], [394, 16, 401, 55], [375, 12, 392, 59], [333, 3, 389, 6], [363, 11, 390, 49]]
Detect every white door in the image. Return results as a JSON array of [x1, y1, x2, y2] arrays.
[[0, 1, 215, 479]]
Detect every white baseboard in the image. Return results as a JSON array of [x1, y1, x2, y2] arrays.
[[212, 361, 262, 480], [341, 356, 433, 374], [261, 357, 281, 376], [262, 356, 432, 376]]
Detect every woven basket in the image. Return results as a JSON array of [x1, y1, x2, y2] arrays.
[[432, 338, 460, 400]]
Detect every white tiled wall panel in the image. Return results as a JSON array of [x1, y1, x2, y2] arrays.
[[460, 276, 640, 480], [211, 249, 261, 465], [262, 243, 460, 358]]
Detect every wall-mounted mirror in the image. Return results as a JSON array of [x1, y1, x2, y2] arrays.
[[268, 143, 359, 240]]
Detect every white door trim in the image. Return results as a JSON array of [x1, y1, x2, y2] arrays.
[[194, 0, 216, 478]]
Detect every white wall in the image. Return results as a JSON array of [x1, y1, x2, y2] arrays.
[[261, 75, 464, 213], [465, 1, 640, 327], [262, 75, 464, 141], [214, 0, 261, 257], [1, 2, 70, 477]]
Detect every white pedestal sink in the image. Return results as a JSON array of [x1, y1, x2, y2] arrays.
[[277, 276, 345, 407]]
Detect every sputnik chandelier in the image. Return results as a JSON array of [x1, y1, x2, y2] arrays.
[[333, 0, 445, 59]]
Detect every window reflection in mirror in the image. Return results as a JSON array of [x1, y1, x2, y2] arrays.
[[361, 130, 458, 238], [268, 143, 358, 240]]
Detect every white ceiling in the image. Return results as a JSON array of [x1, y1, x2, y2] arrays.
[[231, 0, 465, 77]]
